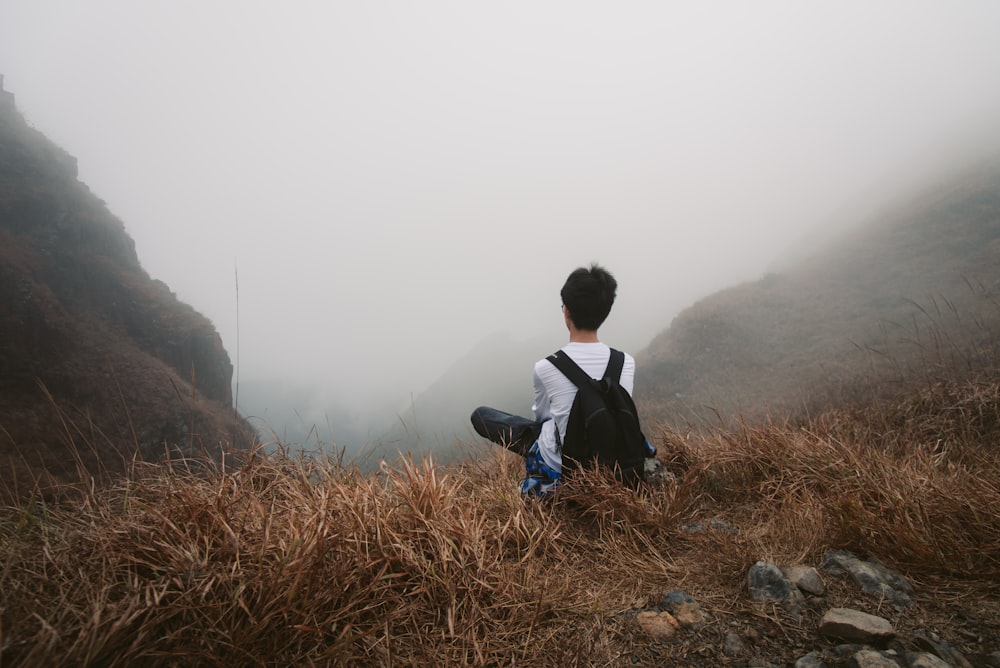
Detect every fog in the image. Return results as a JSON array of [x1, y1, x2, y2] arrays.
[[3, 2, 1000, 445]]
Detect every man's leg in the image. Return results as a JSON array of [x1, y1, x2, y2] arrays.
[[471, 407, 560, 498], [470, 406, 541, 457]]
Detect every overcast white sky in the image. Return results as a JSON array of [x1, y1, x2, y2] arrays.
[[3, 1, 1000, 421]]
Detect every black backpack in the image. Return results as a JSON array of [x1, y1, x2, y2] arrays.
[[547, 348, 649, 486]]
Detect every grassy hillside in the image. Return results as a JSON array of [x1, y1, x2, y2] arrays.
[[4, 80, 999, 664], [2, 370, 998, 665], [4, 170, 1000, 662], [637, 159, 1000, 428]]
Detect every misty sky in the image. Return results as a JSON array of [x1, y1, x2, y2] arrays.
[[3, 2, 1000, 424]]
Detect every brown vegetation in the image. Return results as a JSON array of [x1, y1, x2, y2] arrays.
[[2, 370, 998, 665], [3, 79, 999, 665]]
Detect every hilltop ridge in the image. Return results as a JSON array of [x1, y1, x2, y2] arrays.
[[0, 77, 252, 497], [636, 158, 1000, 427]]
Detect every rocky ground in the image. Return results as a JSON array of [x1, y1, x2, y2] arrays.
[[609, 542, 999, 667]]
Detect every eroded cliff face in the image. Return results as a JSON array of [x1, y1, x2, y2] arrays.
[[0, 78, 253, 497]]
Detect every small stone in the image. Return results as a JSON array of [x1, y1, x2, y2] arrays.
[[819, 608, 894, 643], [913, 633, 973, 668], [781, 564, 826, 595], [907, 653, 952, 668], [659, 590, 704, 628], [936, 642, 973, 668], [985, 650, 1000, 668], [748, 561, 805, 610], [850, 649, 901, 667], [795, 651, 828, 668], [822, 550, 913, 606], [723, 631, 743, 657], [660, 589, 695, 608], [635, 610, 679, 639], [832, 644, 865, 657]]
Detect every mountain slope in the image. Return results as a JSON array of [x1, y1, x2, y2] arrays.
[[636, 160, 1000, 427], [0, 78, 252, 497]]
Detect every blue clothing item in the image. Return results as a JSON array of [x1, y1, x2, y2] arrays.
[[520, 441, 561, 498], [645, 440, 657, 458]]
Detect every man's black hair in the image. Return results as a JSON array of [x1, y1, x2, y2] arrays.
[[560, 263, 617, 331]]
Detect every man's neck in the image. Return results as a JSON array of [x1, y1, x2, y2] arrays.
[[569, 328, 600, 343]]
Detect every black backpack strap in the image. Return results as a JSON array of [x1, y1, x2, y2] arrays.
[[546, 350, 592, 388], [547, 348, 624, 385], [606, 348, 625, 383]]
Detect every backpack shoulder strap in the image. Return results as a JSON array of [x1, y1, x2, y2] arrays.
[[547, 348, 624, 386], [546, 350, 591, 388], [606, 348, 625, 382]]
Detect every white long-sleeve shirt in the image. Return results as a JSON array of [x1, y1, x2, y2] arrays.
[[531, 341, 636, 472]]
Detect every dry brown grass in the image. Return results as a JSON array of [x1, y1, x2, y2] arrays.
[[2, 377, 1000, 666], [674, 397, 1000, 583], [0, 448, 679, 666]]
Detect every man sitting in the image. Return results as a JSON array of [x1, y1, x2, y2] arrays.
[[472, 263, 648, 496]]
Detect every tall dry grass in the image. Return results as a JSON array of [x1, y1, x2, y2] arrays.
[[666, 381, 1000, 585], [2, 376, 999, 665], [0, 446, 687, 666]]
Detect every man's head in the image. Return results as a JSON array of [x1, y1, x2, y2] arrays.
[[560, 263, 617, 332]]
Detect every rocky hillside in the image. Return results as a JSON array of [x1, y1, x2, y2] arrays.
[[0, 77, 252, 498], [636, 159, 1000, 428]]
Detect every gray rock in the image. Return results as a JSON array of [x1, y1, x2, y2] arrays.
[[748, 561, 805, 610], [985, 650, 1000, 667], [907, 652, 952, 668], [822, 550, 913, 606], [849, 649, 902, 667], [913, 632, 972, 668], [659, 589, 695, 608], [819, 607, 894, 643], [832, 644, 866, 657], [935, 642, 971, 668], [795, 651, 829, 668], [659, 590, 704, 628], [781, 564, 826, 595]]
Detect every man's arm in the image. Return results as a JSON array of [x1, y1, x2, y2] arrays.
[[531, 365, 552, 422], [621, 352, 636, 396]]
